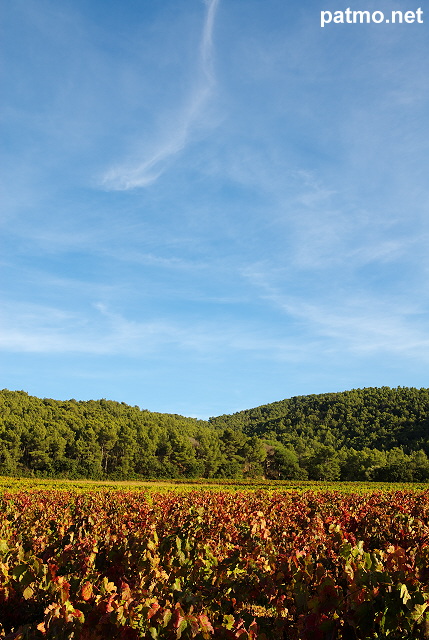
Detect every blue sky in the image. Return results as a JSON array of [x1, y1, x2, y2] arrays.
[[1, 0, 429, 418]]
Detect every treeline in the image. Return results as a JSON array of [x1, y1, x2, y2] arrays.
[[0, 390, 266, 479], [210, 386, 429, 450], [2, 387, 429, 481]]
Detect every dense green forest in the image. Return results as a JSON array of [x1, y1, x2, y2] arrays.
[[2, 387, 429, 481]]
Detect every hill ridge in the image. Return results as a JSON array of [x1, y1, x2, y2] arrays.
[[1, 386, 429, 481]]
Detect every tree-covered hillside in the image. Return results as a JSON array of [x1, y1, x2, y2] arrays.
[[2, 387, 429, 481], [210, 387, 429, 451], [210, 387, 429, 481], [0, 390, 265, 480]]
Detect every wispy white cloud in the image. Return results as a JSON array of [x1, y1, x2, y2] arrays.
[[0, 302, 180, 356], [279, 298, 429, 358], [0, 299, 310, 362], [102, 0, 220, 191], [200, 0, 219, 82], [242, 265, 429, 361], [10, 290, 428, 365]]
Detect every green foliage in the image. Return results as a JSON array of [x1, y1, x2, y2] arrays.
[[210, 386, 429, 452], [210, 386, 429, 483], [2, 387, 429, 481], [0, 390, 210, 480]]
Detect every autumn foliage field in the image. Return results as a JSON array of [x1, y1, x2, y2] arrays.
[[1, 487, 429, 639]]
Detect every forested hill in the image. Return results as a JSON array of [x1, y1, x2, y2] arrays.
[[210, 386, 429, 452], [2, 387, 429, 481]]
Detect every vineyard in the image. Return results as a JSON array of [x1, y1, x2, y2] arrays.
[[1, 489, 429, 639]]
